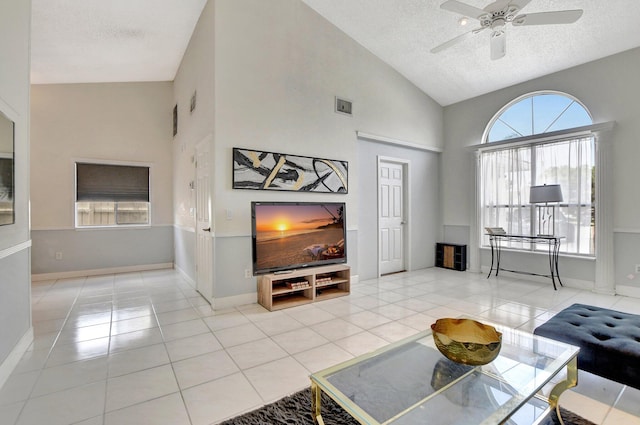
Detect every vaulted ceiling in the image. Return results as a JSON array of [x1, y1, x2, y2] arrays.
[[31, 0, 640, 106], [30, 0, 208, 85]]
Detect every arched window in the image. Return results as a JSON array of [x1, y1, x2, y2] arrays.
[[485, 92, 592, 143], [483, 92, 593, 143], [479, 92, 595, 255]]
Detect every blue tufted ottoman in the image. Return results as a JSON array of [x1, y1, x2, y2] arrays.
[[534, 303, 640, 389]]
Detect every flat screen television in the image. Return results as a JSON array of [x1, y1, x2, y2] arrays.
[[251, 201, 346, 275]]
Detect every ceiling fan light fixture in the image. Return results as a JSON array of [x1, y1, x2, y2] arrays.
[[434, 0, 584, 59], [491, 17, 506, 30]]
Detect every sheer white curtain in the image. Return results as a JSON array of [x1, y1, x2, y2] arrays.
[[480, 136, 595, 255], [480, 146, 531, 249], [535, 137, 595, 254]]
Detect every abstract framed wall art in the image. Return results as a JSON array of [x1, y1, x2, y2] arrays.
[[233, 148, 348, 193]]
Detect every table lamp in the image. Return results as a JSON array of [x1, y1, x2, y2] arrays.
[[529, 184, 563, 236]]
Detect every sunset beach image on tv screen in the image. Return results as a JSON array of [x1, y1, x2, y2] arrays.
[[253, 203, 345, 273]]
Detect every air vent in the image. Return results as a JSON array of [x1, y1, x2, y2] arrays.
[[190, 91, 197, 114], [172, 104, 178, 137], [335, 97, 353, 116]]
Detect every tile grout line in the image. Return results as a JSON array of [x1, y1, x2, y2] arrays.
[[145, 271, 195, 425], [13, 276, 89, 425], [12, 269, 640, 424]]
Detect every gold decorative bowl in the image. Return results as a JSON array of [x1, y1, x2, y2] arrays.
[[431, 318, 502, 366]]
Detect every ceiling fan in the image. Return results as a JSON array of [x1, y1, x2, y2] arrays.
[[431, 0, 583, 60]]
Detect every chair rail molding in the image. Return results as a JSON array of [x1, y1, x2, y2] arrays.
[[0, 240, 31, 260]]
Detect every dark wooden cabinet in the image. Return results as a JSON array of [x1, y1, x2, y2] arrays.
[[436, 243, 467, 271]]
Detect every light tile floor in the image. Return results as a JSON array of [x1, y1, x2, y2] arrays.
[[2, 268, 640, 424]]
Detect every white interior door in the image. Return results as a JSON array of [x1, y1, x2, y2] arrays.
[[195, 137, 213, 303], [379, 160, 406, 275]]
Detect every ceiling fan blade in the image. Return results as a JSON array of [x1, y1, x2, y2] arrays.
[[490, 31, 506, 60], [484, 0, 511, 12], [511, 0, 532, 12], [440, 0, 485, 19], [512, 10, 583, 26], [431, 27, 485, 54]]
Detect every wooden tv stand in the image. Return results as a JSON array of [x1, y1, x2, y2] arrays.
[[257, 264, 350, 311]]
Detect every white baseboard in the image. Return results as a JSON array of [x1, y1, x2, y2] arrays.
[[212, 293, 258, 311], [175, 266, 196, 288], [0, 327, 33, 389], [615, 285, 640, 298], [31, 262, 174, 282], [480, 266, 594, 290], [553, 277, 594, 291], [592, 287, 617, 296]]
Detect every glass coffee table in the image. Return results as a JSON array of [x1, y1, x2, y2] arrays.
[[310, 325, 579, 425]]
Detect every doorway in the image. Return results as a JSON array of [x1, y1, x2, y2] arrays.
[[195, 135, 213, 303], [378, 157, 409, 276]]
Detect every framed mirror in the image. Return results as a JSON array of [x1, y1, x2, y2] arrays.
[[0, 110, 14, 225]]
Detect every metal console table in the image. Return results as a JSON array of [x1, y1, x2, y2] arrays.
[[487, 234, 564, 290]]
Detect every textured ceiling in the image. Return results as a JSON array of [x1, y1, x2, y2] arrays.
[[30, 0, 207, 84], [30, 1, 640, 106], [302, 0, 640, 105]]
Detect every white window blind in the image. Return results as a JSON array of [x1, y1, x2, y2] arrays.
[[75, 162, 150, 227], [76, 163, 149, 202]]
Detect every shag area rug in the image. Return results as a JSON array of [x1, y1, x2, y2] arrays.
[[220, 387, 596, 425]]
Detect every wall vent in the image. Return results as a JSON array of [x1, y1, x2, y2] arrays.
[[190, 91, 197, 114], [172, 104, 178, 137], [335, 97, 353, 116]]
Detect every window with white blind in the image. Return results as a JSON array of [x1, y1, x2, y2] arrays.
[[480, 92, 595, 256], [75, 162, 150, 227]]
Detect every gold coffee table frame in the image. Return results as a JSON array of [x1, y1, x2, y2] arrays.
[[310, 326, 579, 425]]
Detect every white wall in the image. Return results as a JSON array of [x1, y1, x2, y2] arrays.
[[442, 47, 640, 291], [357, 141, 441, 281], [0, 0, 30, 249], [213, 0, 442, 236], [0, 0, 32, 387], [173, 0, 443, 305], [172, 0, 216, 285], [30, 83, 175, 275]]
